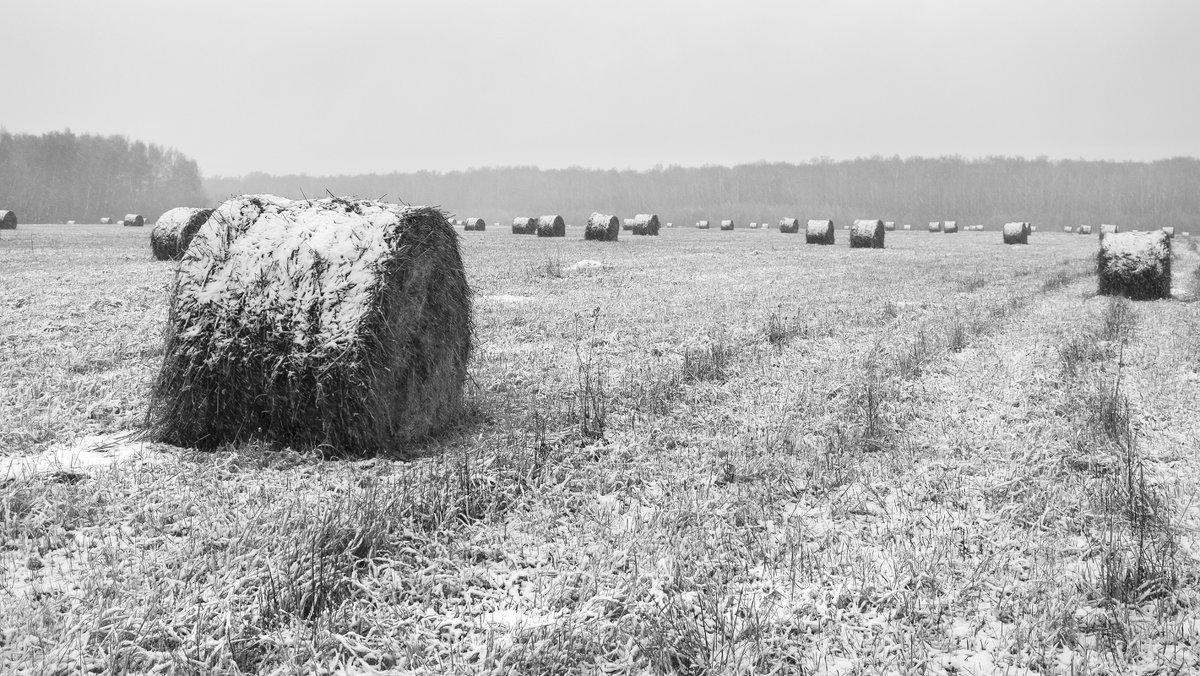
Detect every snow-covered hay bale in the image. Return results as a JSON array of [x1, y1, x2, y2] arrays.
[[462, 217, 486, 231], [99, 217, 113, 224], [696, 220, 710, 229], [122, 214, 144, 227], [537, 215, 566, 237], [1097, 230, 1172, 300], [884, 221, 896, 231], [1078, 225, 1093, 235], [720, 219, 735, 231], [903, 223, 912, 230], [928, 221, 942, 233], [943, 220, 959, 233], [1161, 226, 1175, 238], [151, 207, 214, 261], [0, 210, 15, 230], [585, 212, 620, 241], [632, 213, 660, 236], [1100, 224, 1118, 238], [779, 217, 800, 234], [146, 194, 471, 453], [1064, 226, 1073, 233], [512, 217, 538, 235], [850, 219, 885, 248], [1002, 221, 1030, 245], [67, 220, 76, 225], [806, 219, 835, 245]]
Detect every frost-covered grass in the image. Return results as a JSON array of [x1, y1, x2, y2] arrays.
[[2, 225, 1200, 674]]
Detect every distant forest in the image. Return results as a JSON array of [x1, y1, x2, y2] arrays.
[[207, 156, 1200, 231], [0, 129, 207, 223]]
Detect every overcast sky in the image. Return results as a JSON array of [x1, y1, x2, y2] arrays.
[[2, 0, 1198, 177]]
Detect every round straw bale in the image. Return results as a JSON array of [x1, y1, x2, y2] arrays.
[[1099, 224, 1118, 238], [99, 217, 113, 224], [942, 220, 958, 233], [512, 217, 538, 235], [632, 213, 660, 236], [1161, 226, 1175, 238], [884, 221, 896, 231], [146, 194, 471, 453], [1002, 221, 1030, 245], [749, 222, 758, 229], [0, 210, 18, 229], [779, 217, 800, 234], [1031, 226, 1038, 232], [850, 219, 885, 248], [537, 215, 566, 237], [697, 220, 710, 229], [806, 219, 835, 244], [720, 219, 735, 231], [123, 214, 145, 227], [1097, 230, 1171, 300], [1078, 224, 1093, 235], [1183, 232, 1191, 237], [903, 223, 911, 230], [462, 217, 485, 231], [585, 212, 620, 241], [928, 221, 942, 232], [666, 222, 674, 228], [1064, 226, 1073, 233], [151, 207, 215, 260]]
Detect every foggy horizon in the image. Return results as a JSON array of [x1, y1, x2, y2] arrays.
[[3, 0, 1199, 176]]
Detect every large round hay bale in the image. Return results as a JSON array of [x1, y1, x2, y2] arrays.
[[537, 214, 566, 237], [123, 214, 145, 227], [696, 220, 710, 229], [462, 217, 486, 231], [928, 221, 942, 233], [1097, 230, 1171, 300], [146, 194, 471, 453], [99, 217, 113, 225], [512, 217, 537, 235], [943, 220, 959, 233], [1078, 224, 1093, 235], [1002, 221, 1030, 245], [632, 213, 660, 236], [779, 217, 801, 234], [884, 221, 896, 231], [903, 223, 912, 230], [1064, 226, 1073, 233], [719, 219, 735, 231], [151, 207, 215, 261], [850, 219, 885, 248], [806, 219, 835, 244], [1099, 223, 1118, 238], [1161, 226, 1175, 238], [621, 218, 636, 231], [0, 210, 17, 229], [585, 212, 620, 241]]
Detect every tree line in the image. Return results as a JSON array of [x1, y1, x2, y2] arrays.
[[206, 156, 1200, 231], [0, 129, 207, 223]]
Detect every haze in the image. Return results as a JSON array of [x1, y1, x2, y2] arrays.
[[2, 0, 1198, 176]]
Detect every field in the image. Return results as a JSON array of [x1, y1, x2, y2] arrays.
[[2, 223, 1200, 675]]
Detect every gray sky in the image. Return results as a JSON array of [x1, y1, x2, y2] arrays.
[[3, 0, 1198, 176]]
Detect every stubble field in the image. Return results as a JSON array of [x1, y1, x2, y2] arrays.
[[2, 222, 1199, 675]]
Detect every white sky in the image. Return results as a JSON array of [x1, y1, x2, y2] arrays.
[[2, 0, 1198, 176]]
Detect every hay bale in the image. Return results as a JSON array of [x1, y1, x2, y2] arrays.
[[749, 222, 758, 229], [99, 217, 113, 225], [585, 212, 620, 241], [0, 210, 17, 229], [928, 221, 942, 233], [850, 219, 885, 248], [151, 207, 215, 261], [806, 219, 835, 244], [1002, 221, 1030, 245], [462, 217, 486, 231], [1078, 225, 1093, 235], [123, 214, 145, 227], [146, 194, 471, 453], [537, 215, 566, 237], [1031, 226, 1038, 232], [666, 222, 674, 228], [1064, 226, 1073, 233], [512, 217, 538, 235], [697, 220, 710, 229], [1161, 226, 1175, 238], [1100, 224, 1118, 238], [884, 221, 896, 231], [779, 217, 801, 234], [66, 220, 76, 225], [631, 213, 660, 236], [943, 220, 959, 233], [903, 223, 911, 230], [1097, 230, 1171, 300], [1184, 232, 1191, 237], [720, 219, 735, 231], [621, 218, 636, 231]]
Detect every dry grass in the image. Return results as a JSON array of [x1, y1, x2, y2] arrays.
[[3, 227, 1199, 674]]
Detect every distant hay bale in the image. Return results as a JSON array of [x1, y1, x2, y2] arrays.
[[696, 220, 710, 229], [537, 215, 566, 237], [928, 221, 941, 233], [1078, 225, 1093, 235], [943, 220, 959, 233], [1097, 230, 1172, 300], [903, 223, 911, 230], [462, 217, 486, 231], [749, 222, 758, 229], [850, 219, 885, 248], [720, 219, 735, 231], [806, 219, 835, 245], [631, 213, 660, 236], [123, 214, 145, 227], [622, 218, 636, 231], [1161, 226, 1175, 238], [1002, 221, 1030, 245], [666, 222, 674, 228], [1064, 226, 1073, 233], [99, 217, 113, 224], [0, 210, 17, 229], [1031, 226, 1037, 232], [585, 212, 620, 241], [146, 194, 471, 453], [151, 207, 215, 261], [779, 217, 800, 234], [884, 221, 895, 231], [512, 217, 538, 235], [1184, 232, 1191, 237], [1099, 224, 1118, 238]]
